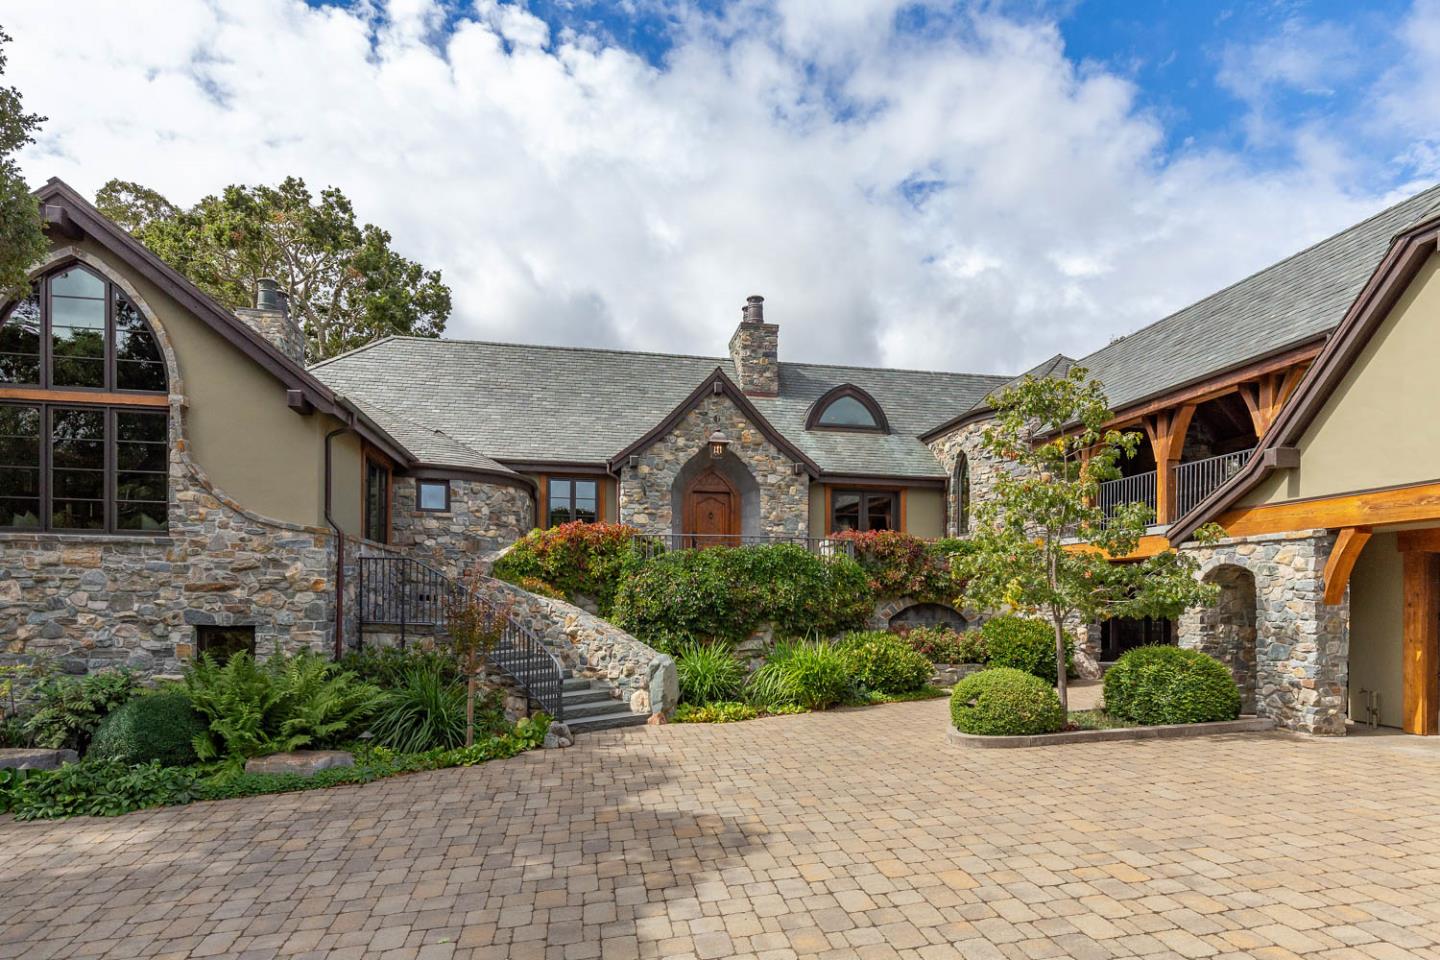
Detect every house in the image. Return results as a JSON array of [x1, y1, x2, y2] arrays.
[[6, 176, 1440, 736]]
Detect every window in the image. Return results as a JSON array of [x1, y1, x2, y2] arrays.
[[547, 477, 598, 526], [0, 265, 167, 393], [196, 625, 256, 664], [806, 384, 889, 432], [364, 458, 390, 543], [0, 402, 168, 533], [831, 489, 898, 532], [953, 453, 969, 535], [416, 478, 449, 512]]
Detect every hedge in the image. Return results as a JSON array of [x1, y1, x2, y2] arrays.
[[1102, 646, 1241, 725], [491, 522, 645, 615], [981, 616, 1072, 685], [830, 531, 973, 601], [838, 631, 933, 694], [950, 668, 1065, 736]]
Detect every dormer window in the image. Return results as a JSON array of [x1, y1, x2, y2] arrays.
[[806, 384, 889, 433]]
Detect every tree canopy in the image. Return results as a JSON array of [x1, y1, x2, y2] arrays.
[[957, 366, 1221, 712], [0, 29, 48, 299], [96, 176, 451, 361]]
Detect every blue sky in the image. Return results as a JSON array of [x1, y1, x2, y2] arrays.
[[11, 0, 1440, 373]]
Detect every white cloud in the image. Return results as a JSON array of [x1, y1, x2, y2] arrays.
[[0, 0, 1427, 376]]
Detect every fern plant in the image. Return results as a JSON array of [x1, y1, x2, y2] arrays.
[[184, 651, 379, 767]]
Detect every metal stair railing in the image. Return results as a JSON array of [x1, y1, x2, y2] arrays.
[[357, 555, 565, 721]]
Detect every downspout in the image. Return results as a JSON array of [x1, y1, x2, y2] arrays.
[[325, 422, 354, 660]]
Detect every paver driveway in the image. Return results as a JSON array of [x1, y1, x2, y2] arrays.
[[4, 700, 1440, 960]]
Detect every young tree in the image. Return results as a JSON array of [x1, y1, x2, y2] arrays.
[[0, 29, 49, 299], [444, 572, 514, 747], [958, 366, 1220, 713], [95, 176, 451, 360]]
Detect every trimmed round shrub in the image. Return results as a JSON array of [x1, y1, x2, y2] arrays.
[[981, 616, 1072, 684], [839, 631, 933, 694], [950, 668, 1065, 736], [746, 639, 852, 710], [676, 642, 746, 705], [88, 690, 208, 766], [1102, 646, 1240, 725]]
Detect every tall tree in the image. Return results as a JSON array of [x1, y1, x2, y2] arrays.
[[96, 177, 451, 361], [958, 366, 1221, 713], [0, 28, 48, 299]]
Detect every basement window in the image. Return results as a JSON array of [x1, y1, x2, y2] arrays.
[[196, 625, 256, 664]]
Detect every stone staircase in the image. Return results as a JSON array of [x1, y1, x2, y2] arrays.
[[561, 672, 650, 732]]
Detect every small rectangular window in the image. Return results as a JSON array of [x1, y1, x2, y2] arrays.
[[830, 489, 898, 533], [196, 625, 256, 664], [547, 476, 599, 526], [364, 457, 390, 543], [417, 479, 449, 512]]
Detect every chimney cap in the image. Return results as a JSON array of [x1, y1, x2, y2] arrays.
[[742, 294, 765, 324], [256, 278, 282, 312]]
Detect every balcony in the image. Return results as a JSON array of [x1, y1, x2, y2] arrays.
[[1098, 447, 1255, 527]]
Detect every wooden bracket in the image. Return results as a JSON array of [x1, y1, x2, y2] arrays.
[[1322, 526, 1371, 605], [1143, 404, 1196, 524], [1238, 365, 1309, 437]]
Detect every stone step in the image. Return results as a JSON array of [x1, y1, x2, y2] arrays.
[[565, 707, 650, 732], [561, 687, 616, 706], [562, 676, 591, 692], [563, 696, 634, 719]]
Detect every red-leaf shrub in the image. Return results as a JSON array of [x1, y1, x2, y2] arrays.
[[829, 531, 971, 601], [491, 522, 645, 615]]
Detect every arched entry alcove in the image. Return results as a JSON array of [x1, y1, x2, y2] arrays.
[[671, 449, 760, 545], [1193, 564, 1259, 712]]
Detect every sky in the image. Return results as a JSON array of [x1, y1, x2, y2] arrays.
[[5, 0, 1439, 376]]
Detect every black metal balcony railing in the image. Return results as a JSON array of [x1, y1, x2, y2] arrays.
[[357, 556, 565, 721], [1173, 447, 1255, 518], [1097, 471, 1157, 526], [632, 533, 857, 560]]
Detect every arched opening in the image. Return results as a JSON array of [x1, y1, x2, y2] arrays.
[[1194, 564, 1259, 712], [671, 449, 760, 545], [952, 452, 970, 536], [889, 601, 968, 631]]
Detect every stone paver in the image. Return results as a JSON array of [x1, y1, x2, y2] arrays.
[[3, 701, 1440, 959]]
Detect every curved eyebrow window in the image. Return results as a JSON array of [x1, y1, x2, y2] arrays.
[[817, 395, 879, 428]]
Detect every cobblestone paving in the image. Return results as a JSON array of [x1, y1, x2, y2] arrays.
[[4, 700, 1440, 959]]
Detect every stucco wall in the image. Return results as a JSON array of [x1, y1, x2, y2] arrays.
[[1247, 254, 1440, 506], [1346, 531, 1403, 728], [905, 488, 945, 538]]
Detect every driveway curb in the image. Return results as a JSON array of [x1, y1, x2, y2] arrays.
[[946, 716, 1275, 748]]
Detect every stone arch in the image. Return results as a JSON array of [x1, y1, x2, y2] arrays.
[[1189, 563, 1259, 712], [670, 448, 761, 540], [881, 599, 970, 631]]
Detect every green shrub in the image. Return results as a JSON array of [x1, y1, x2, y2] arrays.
[[831, 531, 974, 601], [981, 616, 1072, 684], [367, 660, 471, 753], [6, 760, 197, 821], [184, 651, 380, 767], [23, 669, 138, 752], [950, 668, 1065, 736], [673, 701, 760, 723], [337, 647, 462, 690], [1103, 646, 1241, 725], [839, 631, 933, 694], [612, 544, 872, 650], [88, 691, 207, 767], [899, 625, 985, 665], [491, 522, 645, 615], [675, 642, 746, 705], [746, 639, 852, 710]]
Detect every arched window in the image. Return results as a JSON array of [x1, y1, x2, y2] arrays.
[[953, 452, 969, 535], [806, 384, 889, 433], [0, 264, 169, 534]]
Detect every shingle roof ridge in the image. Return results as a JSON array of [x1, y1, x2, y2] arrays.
[[1076, 181, 1440, 365]]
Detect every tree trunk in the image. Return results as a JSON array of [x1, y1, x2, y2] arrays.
[[1053, 614, 1069, 715]]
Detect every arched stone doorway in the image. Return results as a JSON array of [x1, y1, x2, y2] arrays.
[[887, 601, 969, 631], [671, 450, 760, 546], [1190, 564, 1259, 712]]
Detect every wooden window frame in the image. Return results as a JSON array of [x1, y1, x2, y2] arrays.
[[362, 453, 392, 544], [828, 487, 901, 533], [805, 384, 891, 434], [545, 475, 601, 527], [1, 262, 168, 397], [415, 478, 451, 513], [0, 399, 169, 536]]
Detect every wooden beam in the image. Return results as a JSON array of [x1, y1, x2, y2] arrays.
[[1322, 526, 1372, 605], [0, 386, 169, 407], [1402, 550, 1440, 735], [1068, 533, 1172, 560], [1144, 403, 1195, 525], [1217, 481, 1440, 538], [1108, 342, 1323, 425], [1398, 528, 1440, 554]]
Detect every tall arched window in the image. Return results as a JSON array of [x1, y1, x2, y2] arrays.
[[953, 452, 970, 535], [0, 264, 169, 533]]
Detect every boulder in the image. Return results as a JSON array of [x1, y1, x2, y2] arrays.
[[243, 750, 354, 777], [543, 721, 573, 749], [0, 748, 78, 770]]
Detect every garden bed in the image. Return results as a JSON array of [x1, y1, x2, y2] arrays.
[[946, 715, 1274, 749]]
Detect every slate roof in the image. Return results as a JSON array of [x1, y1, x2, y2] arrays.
[[312, 339, 1007, 479], [347, 397, 518, 477]]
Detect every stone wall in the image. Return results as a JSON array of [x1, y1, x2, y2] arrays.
[[618, 393, 808, 538], [926, 417, 1012, 537], [1176, 529, 1346, 735], [477, 577, 677, 717], [728, 318, 779, 396], [390, 476, 533, 580]]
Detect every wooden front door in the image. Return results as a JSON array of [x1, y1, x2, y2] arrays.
[[684, 469, 739, 547]]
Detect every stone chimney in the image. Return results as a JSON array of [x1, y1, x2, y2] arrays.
[[236, 278, 306, 366], [728, 294, 779, 396]]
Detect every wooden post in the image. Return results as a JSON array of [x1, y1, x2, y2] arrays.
[[1143, 404, 1196, 525], [1401, 550, 1440, 735]]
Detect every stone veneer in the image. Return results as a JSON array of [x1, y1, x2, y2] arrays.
[[926, 417, 1014, 537], [728, 316, 779, 396], [618, 393, 808, 538], [1176, 529, 1346, 735], [390, 476, 533, 580]]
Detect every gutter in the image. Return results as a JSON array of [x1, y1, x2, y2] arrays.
[[323, 423, 353, 660]]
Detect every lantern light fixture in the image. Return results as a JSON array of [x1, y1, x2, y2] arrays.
[[708, 431, 731, 458]]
